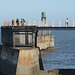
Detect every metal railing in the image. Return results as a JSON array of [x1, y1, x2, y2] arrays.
[[39, 20, 75, 27], [2, 21, 38, 26], [2, 20, 75, 27]]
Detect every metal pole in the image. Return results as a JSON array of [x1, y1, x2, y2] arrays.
[[59, 20, 61, 27], [52, 20, 54, 27], [72, 20, 74, 27], [39, 21, 40, 27]]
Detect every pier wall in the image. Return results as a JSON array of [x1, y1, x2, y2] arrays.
[[0, 26, 59, 75], [0, 46, 43, 75], [0, 46, 59, 75], [16, 47, 40, 75], [0, 46, 41, 75], [37, 35, 54, 50], [0, 46, 19, 75]]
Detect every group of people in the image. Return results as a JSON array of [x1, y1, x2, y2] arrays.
[[3, 12, 69, 27], [41, 12, 69, 27], [12, 18, 25, 26]]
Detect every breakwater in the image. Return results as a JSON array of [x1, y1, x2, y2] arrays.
[[0, 26, 59, 75], [0, 27, 75, 75], [37, 35, 54, 50]]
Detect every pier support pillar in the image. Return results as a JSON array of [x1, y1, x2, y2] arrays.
[[16, 48, 40, 75], [49, 36, 54, 47]]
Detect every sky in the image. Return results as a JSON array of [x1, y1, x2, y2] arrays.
[[0, 0, 75, 26]]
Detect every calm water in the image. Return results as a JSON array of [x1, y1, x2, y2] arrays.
[[42, 30, 75, 71], [0, 29, 75, 72]]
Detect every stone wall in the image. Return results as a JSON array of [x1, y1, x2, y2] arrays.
[[37, 35, 54, 50], [0, 46, 19, 75]]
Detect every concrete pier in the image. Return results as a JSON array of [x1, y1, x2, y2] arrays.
[[16, 47, 40, 75], [37, 35, 54, 50], [0, 26, 59, 75], [0, 46, 19, 75], [0, 46, 59, 75]]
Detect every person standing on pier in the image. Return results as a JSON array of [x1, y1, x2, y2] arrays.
[[16, 18, 19, 26], [12, 19, 15, 26], [3, 22, 5, 26], [41, 12, 46, 25], [23, 19, 25, 26], [65, 18, 68, 27], [21, 18, 23, 26]]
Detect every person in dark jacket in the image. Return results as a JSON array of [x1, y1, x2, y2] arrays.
[[16, 18, 19, 26], [12, 19, 15, 26]]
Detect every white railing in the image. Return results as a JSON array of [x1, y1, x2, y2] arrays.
[[39, 20, 75, 27], [2, 20, 75, 27], [2, 21, 38, 26]]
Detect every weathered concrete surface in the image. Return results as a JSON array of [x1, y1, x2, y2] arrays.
[[0, 46, 59, 75], [0, 46, 19, 75], [37, 35, 54, 50], [16, 48, 40, 75], [1, 26, 38, 47], [0, 26, 59, 75], [15, 47, 59, 75]]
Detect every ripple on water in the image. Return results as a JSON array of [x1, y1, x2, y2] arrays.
[[41, 30, 75, 71]]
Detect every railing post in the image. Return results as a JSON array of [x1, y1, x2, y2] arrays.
[[41, 22, 44, 27], [65, 22, 67, 27], [59, 20, 61, 27], [39, 21, 40, 27], [72, 20, 74, 27], [52, 20, 54, 27], [45, 21, 48, 27]]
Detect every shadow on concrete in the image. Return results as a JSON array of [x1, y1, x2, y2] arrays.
[[59, 69, 75, 75]]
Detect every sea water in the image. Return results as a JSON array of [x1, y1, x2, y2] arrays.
[[42, 30, 75, 71]]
